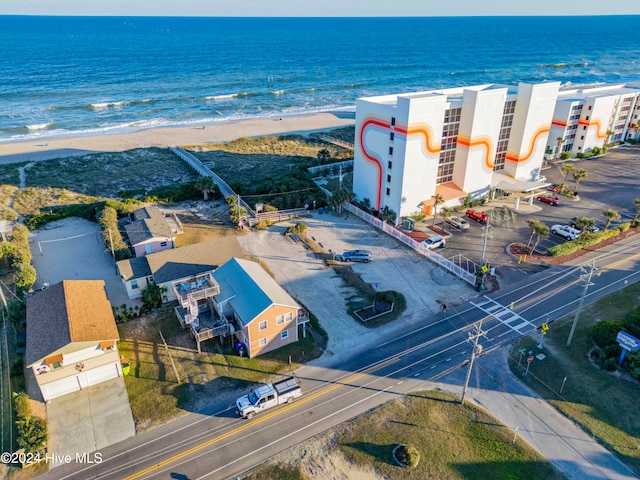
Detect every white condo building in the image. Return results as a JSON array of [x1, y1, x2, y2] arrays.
[[548, 84, 640, 158], [353, 81, 640, 219]]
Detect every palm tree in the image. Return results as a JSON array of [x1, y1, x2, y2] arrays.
[[194, 176, 217, 201], [575, 216, 595, 238], [431, 193, 444, 226], [633, 198, 640, 225], [440, 207, 454, 221], [602, 209, 621, 230], [604, 129, 614, 147], [555, 136, 565, 159], [526, 219, 549, 255], [560, 163, 575, 189], [572, 169, 587, 193]]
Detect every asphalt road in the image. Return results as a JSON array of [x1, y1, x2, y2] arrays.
[[44, 232, 640, 480]]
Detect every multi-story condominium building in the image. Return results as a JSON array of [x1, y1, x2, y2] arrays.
[[353, 82, 560, 218], [548, 84, 640, 158]]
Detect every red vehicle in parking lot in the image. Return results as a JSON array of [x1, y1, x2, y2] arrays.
[[536, 195, 560, 205], [466, 209, 488, 223]]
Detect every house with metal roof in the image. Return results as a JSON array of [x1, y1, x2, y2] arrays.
[[211, 257, 309, 357], [124, 205, 183, 257], [26, 280, 123, 402]]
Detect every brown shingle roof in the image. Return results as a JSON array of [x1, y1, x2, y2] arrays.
[[26, 280, 119, 367]]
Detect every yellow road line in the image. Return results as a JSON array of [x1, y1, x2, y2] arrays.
[[124, 360, 397, 479]]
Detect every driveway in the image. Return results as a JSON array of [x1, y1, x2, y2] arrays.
[[46, 377, 135, 467]]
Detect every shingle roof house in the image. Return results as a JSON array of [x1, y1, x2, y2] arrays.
[[26, 280, 123, 402], [124, 205, 182, 257]]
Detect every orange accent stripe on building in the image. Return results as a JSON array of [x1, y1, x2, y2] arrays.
[[577, 118, 606, 139], [505, 125, 550, 164], [457, 134, 494, 170], [395, 123, 441, 154], [551, 119, 567, 128]]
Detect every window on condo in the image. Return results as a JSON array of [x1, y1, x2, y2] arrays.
[[259, 320, 267, 331]]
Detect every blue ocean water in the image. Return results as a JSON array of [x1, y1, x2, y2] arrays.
[[0, 15, 639, 142]]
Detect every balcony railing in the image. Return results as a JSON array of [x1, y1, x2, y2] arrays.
[[172, 273, 220, 308]]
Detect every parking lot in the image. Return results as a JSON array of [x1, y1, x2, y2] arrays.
[[428, 145, 640, 275]]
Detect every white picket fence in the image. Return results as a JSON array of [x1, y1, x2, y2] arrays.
[[343, 203, 475, 285]]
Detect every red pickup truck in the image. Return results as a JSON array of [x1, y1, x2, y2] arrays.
[[466, 209, 488, 223]]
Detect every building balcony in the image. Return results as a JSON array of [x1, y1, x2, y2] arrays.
[[172, 273, 220, 308]]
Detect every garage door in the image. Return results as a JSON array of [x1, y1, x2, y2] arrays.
[[43, 376, 81, 401], [86, 363, 119, 387]]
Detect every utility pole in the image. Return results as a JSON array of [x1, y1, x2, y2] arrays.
[[108, 228, 117, 274], [566, 259, 597, 347], [481, 216, 492, 264], [461, 319, 486, 405]]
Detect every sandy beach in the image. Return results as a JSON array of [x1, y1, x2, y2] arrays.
[[0, 111, 355, 164]]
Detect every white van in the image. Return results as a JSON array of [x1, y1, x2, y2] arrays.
[[341, 250, 372, 263]]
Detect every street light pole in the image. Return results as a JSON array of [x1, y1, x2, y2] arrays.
[[566, 259, 596, 347]]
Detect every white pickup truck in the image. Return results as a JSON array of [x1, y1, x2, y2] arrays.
[[236, 376, 302, 419]]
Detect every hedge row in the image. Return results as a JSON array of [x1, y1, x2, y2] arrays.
[[547, 224, 630, 257]]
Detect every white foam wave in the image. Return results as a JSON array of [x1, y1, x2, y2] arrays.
[[206, 93, 239, 101], [27, 123, 51, 130], [91, 101, 129, 109]]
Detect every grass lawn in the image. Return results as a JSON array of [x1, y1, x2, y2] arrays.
[[118, 305, 325, 432], [245, 390, 565, 480], [509, 281, 640, 474]]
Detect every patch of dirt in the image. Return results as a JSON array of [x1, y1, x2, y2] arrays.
[[271, 430, 384, 480]]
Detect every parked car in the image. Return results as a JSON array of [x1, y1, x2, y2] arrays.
[[341, 249, 372, 263], [446, 217, 470, 230], [466, 209, 488, 223], [569, 217, 600, 233], [547, 183, 562, 192], [536, 195, 560, 205], [551, 224, 580, 240], [421, 235, 445, 249]]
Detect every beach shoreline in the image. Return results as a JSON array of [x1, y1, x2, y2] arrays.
[[0, 111, 355, 165]]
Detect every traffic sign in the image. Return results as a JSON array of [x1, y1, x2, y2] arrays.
[[527, 355, 534, 364], [541, 322, 549, 335]]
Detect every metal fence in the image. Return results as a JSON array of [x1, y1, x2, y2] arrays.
[[343, 203, 475, 285]]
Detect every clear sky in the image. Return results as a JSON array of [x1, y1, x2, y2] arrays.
[[1, 0, 639, 16]]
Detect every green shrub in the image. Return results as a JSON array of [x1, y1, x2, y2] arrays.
[[618, 222, 631, 233], [13, 392, 29, 418], [590, 320, 625, 348], [547, 229, 620, 257], [394, 444, 420, 467], [16, 416, 47, 453], [624, 351, 640, 379]]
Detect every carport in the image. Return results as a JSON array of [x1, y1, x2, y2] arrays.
[[491, 173, 550, 210]]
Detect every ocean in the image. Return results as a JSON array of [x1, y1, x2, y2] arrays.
[[1, 15, 639, 143]]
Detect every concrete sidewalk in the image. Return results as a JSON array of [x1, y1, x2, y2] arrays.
[[435, 347, 638, 480]]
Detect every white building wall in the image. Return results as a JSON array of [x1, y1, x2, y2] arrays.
[[577, 95, 617, 152], [505, 82, 560, 180], [455, 87, 507, 197], [354, 98, 396, 213], [396, 94, 446, 217], [548, 100, 574, 156]]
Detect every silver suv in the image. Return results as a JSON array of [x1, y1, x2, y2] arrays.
[[551, 224, 580, 240], [421, 235, 446, 249]]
